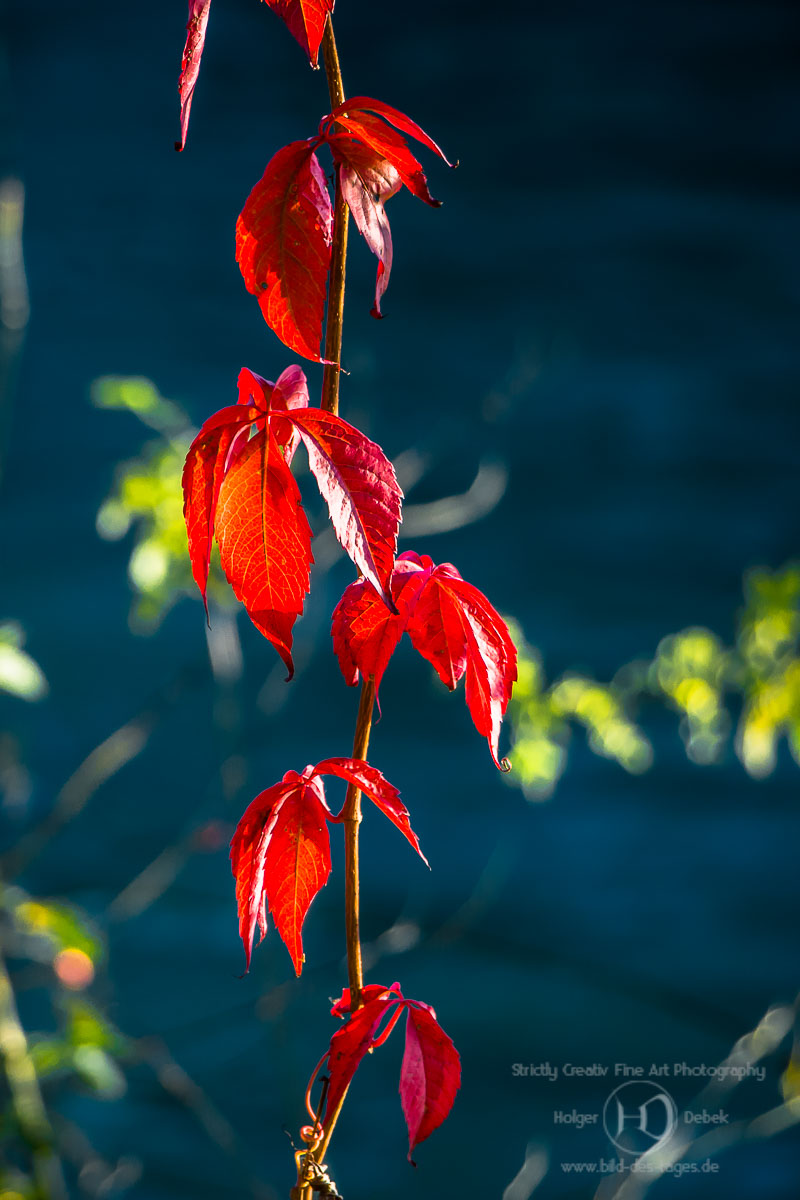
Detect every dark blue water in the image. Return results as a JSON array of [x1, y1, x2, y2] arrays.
[[2, 0, 800, 1196]]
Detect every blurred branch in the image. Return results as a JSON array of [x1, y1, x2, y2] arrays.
[[136, 1037, 278, 1200], [0, 942, 67, 1199]]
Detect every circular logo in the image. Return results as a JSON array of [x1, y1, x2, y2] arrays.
[[602, 1081, 678, 1157]]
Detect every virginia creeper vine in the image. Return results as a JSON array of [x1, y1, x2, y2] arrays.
[[175, 3, 517, 1193]]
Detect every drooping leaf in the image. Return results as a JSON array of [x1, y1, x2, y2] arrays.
[[231, 763, 408, 974], [261, 0, 334, 68], [335, 98, 455, 168], [215, 426, 313, 677], [324, 987, 400, 1128], [331, 554, 429, 694], [182, 403, 262, 609], [229, 776, 299, 971], [332, 552, 517, 766], [176, 0, 212, 151], [287, 408, 402, 604], [236, 142, 333, 361], [269, 363, 309, 464], [261, 775, 332, 975], [336, 145, 402, 317], [324, 98, 453, 207], [314, 758, 427, 864], [400, 1001, 461, 1161], [322, 983, 460, 1156]]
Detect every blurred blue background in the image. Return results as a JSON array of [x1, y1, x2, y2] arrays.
[[1, 0, 800, 1196]]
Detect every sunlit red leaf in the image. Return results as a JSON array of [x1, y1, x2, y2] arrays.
[[331, 552, 429, 693], [176, 0, 212, 151], [263, 775, 332, 975], [314, 758, 427, 864], [287, 408, 402, 604], [230, 775, 299, 971], [325, 987, 400, 1128], [215, 426, 313, 677], [182, 403, 261, 610], [322, 983, 460, 1156], [261, 0, 334, 68], [400, 1001, 461, 1161], [236, 141, 332, 361], [332, 552, 517, 766], [336, 98, 455, 168], [336, 144, 402, 317]]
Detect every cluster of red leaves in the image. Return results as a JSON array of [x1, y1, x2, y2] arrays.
[[230, 759, 425, 974], [175, 0, 514, 1169], [236, 98, 454, 359], [323, 983, 460, 1161], [182, 365, 401, 675], [333, 551, 518, 768]]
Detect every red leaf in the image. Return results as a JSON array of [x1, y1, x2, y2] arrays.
[[314, 758, 427, 865], [181, 403, 262, 610], [400, 1001, 461, 1161], [176, 0, 212, 152], [230, 770, 332, 975], [229, 775, 300, 971], [336, 146, 402, 317], [332, 553, 517, 767], [261, 0, 334, 68], [331, 554, 430, 694], [287, 408, 402, 604], [324, 98, 454, 207], [328, 114, 441, 208], [236, 141, 332, 361], [215, 426, 313, 678], [325, 988, 401, 1128], [336, 97, 455, 168], [263, 775, 332, 975], [270, 364, 309, 464]]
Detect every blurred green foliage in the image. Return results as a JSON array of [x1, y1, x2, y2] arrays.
[[0, 624, 47, 703], [507, 563, 800, 797], [0, 887, 128, 1193], [93, 376, 233, 632]]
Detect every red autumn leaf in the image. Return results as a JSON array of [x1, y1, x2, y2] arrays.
[[324, 97, 453, 207], [288, 408, 402, 605], [324, 987, 400, 1126], [175, 0, 212, 152], [231, 763, 413, 974], [182, 404, 259, 610], [261, 0, 334, 68], [314, 758, 428, 865], [336, 98, 455, 168], [183, 366, 401, 675], [230, 775, 300, 971], [332, 552, 517, 767], [236, 141, 332, 361], [322, 983, 460, 1157], [215, 426, 313, 678], [262, 776, 332, 976], [321, 99, 453, 314], [331, 554, 430, 693], [400, 1001, 461, 1161], [337, 145, 402, 318]]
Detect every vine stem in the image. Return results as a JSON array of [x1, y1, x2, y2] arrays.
[[298, 20, 373, 1197], [320, 15, 349, 416]]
